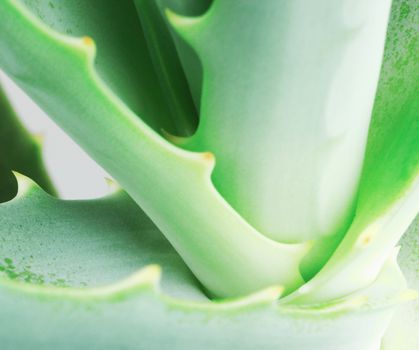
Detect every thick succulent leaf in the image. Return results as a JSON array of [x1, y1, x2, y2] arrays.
[[0, 82, 55, 201], [382, 218, 419, 350], [20, 0, 197, 135], [0, 176, 414, 350], [159, 0, 212, 110], [0, 174, 204, 300], [357, 0, 419, 223], [133, 0, 199, 135], [285, 180, 419, 305], [1, 0, 416, 304], [284, 0, 419, 304], [168, 0, 392, 243], [0, 0, 311, 297]]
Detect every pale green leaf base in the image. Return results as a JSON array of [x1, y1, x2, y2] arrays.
[[0, 176, 414, 350], [382, 218, 419, 350]]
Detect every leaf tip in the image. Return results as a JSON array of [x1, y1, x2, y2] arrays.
[[165, 8, 203, 44], [356, 221, 381, 248], [11, 171, 36, 199], [137, 264, 162, 287], [81, 36, 94, 47], [100, 265, 162, 298], [267, 285, 285, 299], [199, 151, 216, 174], [399, 289, 419, 302], [104, 177, 120, 193], [78, 36, 96, 58], [202, 151, 215, 163], [32, 132, 45, 146], [161, 129, 189, 146]]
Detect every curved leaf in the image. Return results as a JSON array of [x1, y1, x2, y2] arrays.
[[283, 0, 419, 304], [1, 0, 416, 304], [133, 0, 199, 135], [160, 0, 212, 110], [0, 174, 204, 300], [0, 176, 414, 350], [21, 0, 197, 134], [382, 218, 419, 350], [0, 81, 55, 201], [168, 0, 392, 243], [0, 0, 310, 297]]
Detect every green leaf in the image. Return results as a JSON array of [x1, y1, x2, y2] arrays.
[[20, 0, 197, 135], [382, 218, 419, 350], [0, 175, 414, 349], [0, 173, 204, 300], [1, 0, 416, 304], [133, 0, 199, 135], [283, 0, 419, 304], [159, 0, 212, 110], [0, 0, 310, 297], [168, 0, 392, 243], [0, 81, 55, 201], [356, 0, 419, 233]]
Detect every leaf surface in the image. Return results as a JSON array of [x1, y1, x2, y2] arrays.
[[382, 218, 419, 350], [168, 0, 392, 243], [20, 0, 197, 134], [0, 0, 310, 297], [0, 176, 413, 350], [284, 0, 419, 304]]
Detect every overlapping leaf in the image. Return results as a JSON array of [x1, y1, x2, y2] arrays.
[[0, 176, 414, 350], [0, 82, 54, 202], [1, 0, 417, 302], [20, 0, 198, 135], [168, 0, 393, 245], [284, 0, 419, 304], [0, 0, 311, 297]]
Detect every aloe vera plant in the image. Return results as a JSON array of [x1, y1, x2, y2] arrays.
[[0, 0, 418, 349]]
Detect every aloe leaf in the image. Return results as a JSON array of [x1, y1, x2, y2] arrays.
[[0, 175, 414, 350], [168, 0, 392, 243], [159, 0, 212, 110], [133, 0, 199, 135], [0, 173, 204, 300], [382, 218, 419, 350], [355, 0, 418, 231], [284, 0, 419, 304], [1, 0, 416, 304], [0, 0, 311, 297], [0, 81, 55, 201], [20, 0, 197, 135]]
